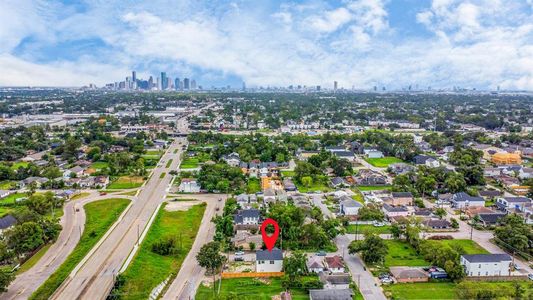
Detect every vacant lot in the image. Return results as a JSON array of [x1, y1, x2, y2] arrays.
[[180, 158, 200, 169], [108, 176, 145, 189], [346, 224, 392, 234], [427, 239, 489, 254], [365, 157, 403, 167], [115, 203, 206, 299], [31, 198, 130, 300], [384, 240, 427, 267], [196, 277, 309, 300], [356, 185, 392, 191], [247, 178, 261, 194]]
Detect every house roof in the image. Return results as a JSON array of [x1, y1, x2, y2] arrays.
[[478, 190, 502, 197], [423, 219, 451, 228], [319, 273, 351, 285], [477, 213, 506, 224], [462, 254, 512, 263], [453, 192, 484, 203], [501, 197, 531, 203], [392, 192, 413, 198], [256, 248, 283, 260], [331, 177, 345, 186], [341, 198, 362, 208], [383, 203, 408, 212], [325, 255, 344, 269], [0, 215, 17, 230], [390, 267, 427, 279], [309, 289, 353, 300]]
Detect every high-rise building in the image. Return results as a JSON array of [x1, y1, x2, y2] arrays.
[[175, 78, 180, 90], [242, 82, 246, 91], [183, 78, 190, 90], [191, 79, 197, 90], [132, 71, 137, 83], [161, 72, 168, 90], [334, 81, 338, 91], [179, 80, 184, 90], [316, 85, 321, 91], [156, 77, 161, 90], [148, 76, 154, 89]]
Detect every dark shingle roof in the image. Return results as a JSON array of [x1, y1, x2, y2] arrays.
[[256, 248, 283, 260], [0, 215, 17, 230], [392, 192, 413, 198], [462, 254, 512, 263], [309, 289, 353, 300]]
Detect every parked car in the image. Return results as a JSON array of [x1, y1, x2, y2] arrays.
[[316, 251, 326, 256], [513, 263, 521, 271], [528, 274, 533, 281], [234, 257, 244, 262], [380, 277, 393, 284], [235, 251, 245, 256]]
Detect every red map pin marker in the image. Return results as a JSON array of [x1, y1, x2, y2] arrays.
[[260, 218, 279, 252]]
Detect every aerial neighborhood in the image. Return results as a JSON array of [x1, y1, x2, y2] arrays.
[[0, 90, 532, 299]]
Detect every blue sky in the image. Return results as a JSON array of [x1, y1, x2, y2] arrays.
[[1, 0, 533, 90]]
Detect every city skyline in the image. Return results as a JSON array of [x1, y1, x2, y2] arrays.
[[1, 0, 533, 90]]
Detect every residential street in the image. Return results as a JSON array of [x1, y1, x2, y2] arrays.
[[162, 194, 227, 300]]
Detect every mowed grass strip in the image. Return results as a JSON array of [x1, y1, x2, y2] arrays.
[[108, 176, 145, 189], [180, 158, 199, 169], [196, 277, 309, 300], [17, 244, 52, 274], [30, 198, 131, 300], [383, 282, 457, 299], [115, 202, 206, 300], [165, 159, 173, 168]]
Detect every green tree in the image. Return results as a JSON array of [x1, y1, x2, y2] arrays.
[[435, 208, 447, 219], [283, 251, 308, 283], [6, 222, 45, 255], [0, 267, 15, 293], [196, 241, 226, 294], [348, 234, 388, 264], [301, 176, 313, 188]]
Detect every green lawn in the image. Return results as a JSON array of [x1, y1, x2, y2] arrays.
[[115, 203, 206, 300], [351, 190, 365, 204], [0, 192, 27, 204], [281, 170, 296, 178], [0, 207, 14, 217], [346, 224, 392, 234], [427, 239, 489, 254], [71, 192, 90, 201], [145, 150, 163, 156], [196, 277, 309, 300], [383, 282, 456, 299], [0, 180, 17, 189], [383, 281, 533, 300], [365, 157, 403, 168], [384, 240, 427, 267], [30, 198, 130, 300], [159, 172, 166, 179], [247, 178, 261, 194], [295, 181, 331, 193], [10, 161, 29, 170], [90, 161, 109, 170], [17, 244, 52, 274], [165, 159, 173, 168], [107, 176, 145, 189], [356, 185, 392, 191], [180, 158, 200, 169]]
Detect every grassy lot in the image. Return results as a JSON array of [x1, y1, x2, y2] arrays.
[[71, 192, 90, 201], [295, 181, 331, 193], [351, 190, 365, 204], [0, 192, 27, 204], [365, 157, 403, 168], [159, 172, 166, 179], [384, 240, 427, 267], [107, 176, 145, 189], [247, 178, 261, 194], [383, 281, 533, 300], [356, 185, 392, 191], [0, 207, 14, 217], [115, 203, 206, 299], [10, 161, 29, 170], [90, 161, 109, 170], [180, 158, 200, 169], [427, 239, 488, 254], [383, 282, 456, 299], [119, 190, 138, 196], [17, 244, 52, 274], [346, 224, 392, 234], [165, 159, 173, 168], [31, 198, 130, 300], [0, 180, 17, 189], [145, 150, 163, 156], [281, 170, 296, 177], [196, 277, 309, 300]]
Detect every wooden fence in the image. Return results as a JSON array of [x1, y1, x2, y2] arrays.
[[221, 272, 285, 278]]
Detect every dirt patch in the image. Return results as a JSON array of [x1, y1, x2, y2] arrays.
[[164, 200, 203, 211]]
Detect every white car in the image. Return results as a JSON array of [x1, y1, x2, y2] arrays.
[[528, 274, 533, 281], [234, 251, 245, 256], [380, 277, 393, 284], [514, 263, 521, 271]]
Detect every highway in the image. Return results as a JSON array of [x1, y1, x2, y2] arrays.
[[2, 191, 136, 300], [50, 112, 194, 300]]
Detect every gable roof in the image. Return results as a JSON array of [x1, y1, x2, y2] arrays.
[[462, 254, 512, 263], [256, 248, 283, 260], [325, 255, 344, 269], [0, 215, 17, 230], [453, 192, 484, 203], [309, 289, 353, 300], [392, 192, 413, 198]]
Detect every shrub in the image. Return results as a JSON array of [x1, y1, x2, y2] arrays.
[[151, 236, 179, 256]]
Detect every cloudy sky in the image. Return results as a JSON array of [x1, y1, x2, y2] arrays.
[[1, 0, 533, 90]]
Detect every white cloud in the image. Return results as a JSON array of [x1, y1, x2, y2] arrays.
[[306, 7, 353, 33]]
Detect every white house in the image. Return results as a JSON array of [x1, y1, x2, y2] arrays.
[[0, 190, 15, 199], [63, 166, 85, 178], [460, 254, 512, 277], [496, 197, 532, 213], [307, 255, 325, 273], [222, 152, 241, 167], [325, 255, 345, 273], [256, 248, 283, 272], [450, 192, 485, 209], [178, 178, 201, 193], [340, 198, 362, 216], [382, 204, 410, 218], [364, 149, 384, 158]]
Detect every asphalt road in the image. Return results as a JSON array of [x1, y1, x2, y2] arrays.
[[161, 194, 227, 300], [2, 191, 135, 300], [51, 137, 186, 300]]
